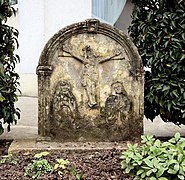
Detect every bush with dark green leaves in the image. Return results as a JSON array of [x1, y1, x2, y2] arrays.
[[0, 0, 20, 134], [129, 0, 185, 124], [121, 133, 185, 180]]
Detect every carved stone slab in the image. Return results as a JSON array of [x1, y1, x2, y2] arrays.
[[37, 19, 144, 142]]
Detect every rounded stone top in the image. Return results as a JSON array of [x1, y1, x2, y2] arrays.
[[38, 19, 142, 73]]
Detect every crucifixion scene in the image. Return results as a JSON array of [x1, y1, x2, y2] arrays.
[[61, 44, 125, 108], [36, 19, 144, 142]]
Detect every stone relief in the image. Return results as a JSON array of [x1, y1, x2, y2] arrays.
[[51, 80, 78, 128], [61, 44, 125, 108], [104, 81, 130, 128], [37, 19, 144, 141]]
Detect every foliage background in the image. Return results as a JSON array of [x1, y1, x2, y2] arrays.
[[129, 0, 185, 124], [0, 0, 20, 134]]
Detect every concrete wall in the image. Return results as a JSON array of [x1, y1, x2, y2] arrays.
[[8, 0, 92, 96]]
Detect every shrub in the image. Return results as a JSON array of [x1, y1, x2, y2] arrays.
[[129, 0, 185, 124], [121, 132, 185, 180], [0, 0, 20, 134]]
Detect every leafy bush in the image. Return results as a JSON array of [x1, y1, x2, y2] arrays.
[[121, 132, 185, 180], [129, 0, 185, 124], [0, 0, 20, 134]]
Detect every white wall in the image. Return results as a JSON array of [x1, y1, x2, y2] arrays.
[[16, 0, 92, 96], [19, 0, 45, 74], [44, 0, 92, 42]]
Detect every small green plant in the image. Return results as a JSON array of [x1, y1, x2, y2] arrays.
[[0, 153, 18, 165], [53, 158, 69, 176], [71, 166, 84, 180], [24, 151, 53, 179], [121, 132, 185, 180]]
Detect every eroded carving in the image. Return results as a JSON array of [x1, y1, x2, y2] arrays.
[[62, 44, 125, 107], [51, 80, 78, 128], [85, 19, 100, 32], [36, 65, 52, 76], [104, 81, 130, 128], [37, 19, 144, 141]]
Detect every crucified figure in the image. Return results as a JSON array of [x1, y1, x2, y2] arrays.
[[61, 44, 125, 108]]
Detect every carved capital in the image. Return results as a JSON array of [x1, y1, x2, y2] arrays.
[[36, 65, 52, 76]]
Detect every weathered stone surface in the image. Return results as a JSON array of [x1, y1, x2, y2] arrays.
[[37, 19, 144, 142]]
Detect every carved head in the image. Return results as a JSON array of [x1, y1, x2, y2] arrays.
[[82, 45, 94, 59], [111, 81, 126, 95], [58, 80, 71, 92]]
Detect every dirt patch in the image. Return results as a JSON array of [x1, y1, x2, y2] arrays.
[[0, 148, 133, 179], [0, 139, 134, 179]]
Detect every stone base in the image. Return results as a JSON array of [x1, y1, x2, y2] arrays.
[[8, 139, 133, 153], [36, 136, 51, 142]]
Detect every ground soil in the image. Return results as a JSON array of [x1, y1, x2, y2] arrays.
[[0, 140, 133, 180]]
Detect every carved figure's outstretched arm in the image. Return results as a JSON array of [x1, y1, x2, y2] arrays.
[[62, 45, 84, 63], [98, 51, 125, 63]]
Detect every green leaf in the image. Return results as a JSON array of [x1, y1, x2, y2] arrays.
[[175, 132, 180, 141], [126, 157, 130, 164], [153, 160, 160, 169], [158, 177, 168, 180], [150, 177, 157, 180], [137, 169, 144, 175], [167, 103, 172, 111], [146, 169, 153, 176], [144, 159, 153, 168], [162, 85, 170, 92], [154, 139, 160, 147], [172, 90, 179, 98], [152, 168, 157, 173], [167, 168, 177, 174], [141, 172, 146, 178], [0, 94, 5, 102], [125, 165, 134, 173], [168, 138, 176, 144], [121, 162, 127, 169], [34, 151, 49, 159], [157, 168, 165, 177], [54, 164, 59, 170], [174, 164, 180, 171], [178, 174, 185, 180]]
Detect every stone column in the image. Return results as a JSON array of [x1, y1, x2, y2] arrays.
[[36, 65, 52, 141]]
